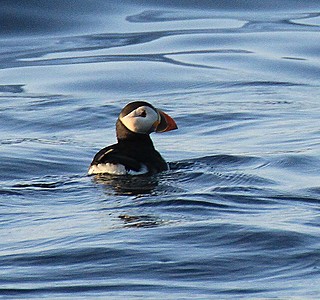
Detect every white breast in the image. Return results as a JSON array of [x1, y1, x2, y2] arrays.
[[88, 163, 148, 176]]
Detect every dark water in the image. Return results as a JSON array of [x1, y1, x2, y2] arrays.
[[1, 1, 320, 299]]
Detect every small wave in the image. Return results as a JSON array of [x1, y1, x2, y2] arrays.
[[0, 84, 24, 94], [268, 154, 320, 174], [91, 154, 273, 197], [6, 175, 87, 198], [228, 81, 307, 88], [172, 154, 263, 169]]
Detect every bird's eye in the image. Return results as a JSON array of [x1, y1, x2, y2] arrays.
[[139, 109, 147, 117]]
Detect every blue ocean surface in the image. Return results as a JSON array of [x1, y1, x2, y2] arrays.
[[1, 1, 320, 299]]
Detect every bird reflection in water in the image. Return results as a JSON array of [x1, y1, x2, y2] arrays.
[[93, 173, 159, 195], [92, 174, 164, 228], [119, 214, 163, 228]]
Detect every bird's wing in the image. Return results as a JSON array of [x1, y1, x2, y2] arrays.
[[90, 145, 141, 171]]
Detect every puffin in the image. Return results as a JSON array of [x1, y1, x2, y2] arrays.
[[88, 101, 177, 175]]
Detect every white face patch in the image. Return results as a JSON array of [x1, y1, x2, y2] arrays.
[[120, 105, 160, 134]]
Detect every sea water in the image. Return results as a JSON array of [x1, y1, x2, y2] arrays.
[[0, 1, 320, 299]]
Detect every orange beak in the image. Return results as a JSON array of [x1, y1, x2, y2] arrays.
[[155, 110, 178, 133]]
